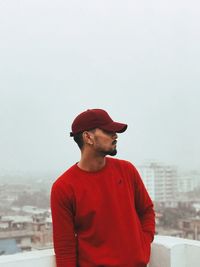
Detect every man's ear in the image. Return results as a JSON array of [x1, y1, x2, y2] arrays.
[[82, 131, 94, 145]]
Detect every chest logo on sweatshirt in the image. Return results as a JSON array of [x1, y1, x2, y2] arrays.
[[118, 179, 122, 184]]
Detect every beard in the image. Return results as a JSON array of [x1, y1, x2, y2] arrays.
[[107, 140, 117, 156], [99, 147, 117, 157], [107, 148, 117, 156], [94, 138, 118, 157]]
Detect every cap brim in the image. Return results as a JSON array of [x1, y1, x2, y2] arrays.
[[100, 121, 128, 133]]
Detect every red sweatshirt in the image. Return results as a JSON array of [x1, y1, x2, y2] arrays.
[[51, 157, 155, 267]]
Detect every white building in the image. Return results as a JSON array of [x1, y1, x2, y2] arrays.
[[137, 161, 177, 204], [177, 171, 200, 193]]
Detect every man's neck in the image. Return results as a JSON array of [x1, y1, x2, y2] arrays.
[[77, 153, 106, 172]]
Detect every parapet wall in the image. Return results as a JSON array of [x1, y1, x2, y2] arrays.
[[0, 235, 200, 267]]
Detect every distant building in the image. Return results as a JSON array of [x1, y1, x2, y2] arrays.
[[0, 209, 53, 255], [177, 171, 200, 193], [178, 217, 200, 240], [138, 161, 177, 205]]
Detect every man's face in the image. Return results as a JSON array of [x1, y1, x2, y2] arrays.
[[91, 128, 118, 156]]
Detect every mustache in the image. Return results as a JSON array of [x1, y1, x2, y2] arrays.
[[112, 140, 117, 145]]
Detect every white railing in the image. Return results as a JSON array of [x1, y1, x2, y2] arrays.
[[0, 249, 56, 267], [149, 235, 200, 267], [0, 236, 200, 267]]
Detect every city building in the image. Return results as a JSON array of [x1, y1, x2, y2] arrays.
[[177, 171, 200, 193], [0, 212, 52, 255], [137, 161, 177, 206], [178, 216, 200, 240]]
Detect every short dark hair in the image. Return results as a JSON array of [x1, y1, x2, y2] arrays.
[[73, 132, 84, 149], [73, 129, 97, 149]]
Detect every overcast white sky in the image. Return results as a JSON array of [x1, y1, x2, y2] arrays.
[[0, 0, 200, 175]]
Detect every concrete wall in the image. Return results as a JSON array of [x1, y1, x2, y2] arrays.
[[0, 249, 56, 267], [0, 235, 200, 267], [149, 235, 200, 267]]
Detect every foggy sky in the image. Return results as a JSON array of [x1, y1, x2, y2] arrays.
[[0, 0, 200, 175]]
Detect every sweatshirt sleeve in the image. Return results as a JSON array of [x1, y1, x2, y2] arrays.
[[50, 182, 77, 267], [131, 164, 155, 243]]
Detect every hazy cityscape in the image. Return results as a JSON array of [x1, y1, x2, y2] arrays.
[[1, 0, 200, 265], [0, 159, 200, 256]]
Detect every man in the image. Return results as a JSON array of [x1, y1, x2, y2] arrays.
[[51, 108, 155, 267]]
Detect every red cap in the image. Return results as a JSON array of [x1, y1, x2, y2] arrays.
[[70, 109, 127, 136]]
